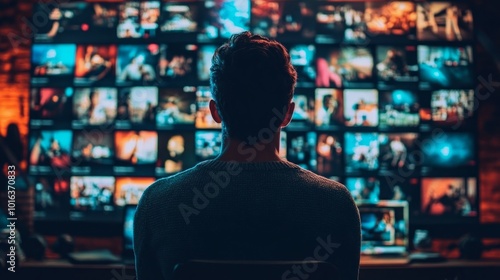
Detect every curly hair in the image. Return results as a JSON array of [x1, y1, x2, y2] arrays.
[[210, 31, 297, 142]]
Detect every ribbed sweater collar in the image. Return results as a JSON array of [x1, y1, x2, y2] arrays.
[[195, 159, 300, 171]]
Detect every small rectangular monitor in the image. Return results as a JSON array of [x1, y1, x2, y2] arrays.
[[418, 45, 474, 89], [31, 44, 76, 86], [251, 0, 315, 41], [358, 200, 409, 255], [420, 177, 478, 218], [416, 2, 474, 42], [74, 45, 117, 86], [343, 89, 379, 127], [364, 1, 417, 43], [116, 87, 158, 129], [315, 88, 344, 129], [116, 44, 161, 86], [114, 131, 158, 166], [160, 2, 200, 34], [316, 46, 374, 88], [316, 133, 343, 176], [376, 46, 419, 89], [379, 90, 420, 128], [30, 88, 73, 128], [33, 2, 119, 43], [316, 2, 368, 44], [286, 131, 317, 171], [344, 132, 379, 175], [70, 176, 115, 212], [419, 89, 476, 129], [156, 132, 196, 176], [29, 130, 73, 174], [115, 177, 155, 206], [72, 87, 117, 127], [420, 132, 476, 176], [198, 0, 250, 40], [157, 87, 197, 128], [117, 1, 160, 39], [72, 129, 114, 166], [347, 177, 380, 204], [34, 176, 70, 221], [195, 131, 222, 161], [379, 133, 419, 173]]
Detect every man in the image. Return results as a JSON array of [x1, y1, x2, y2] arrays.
[[316, 94, 338, 127], [119, 54, 156, 82], [134, 32, 360, 280]]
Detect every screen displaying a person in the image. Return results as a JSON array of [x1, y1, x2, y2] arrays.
[[347, 178, 380, 203], [377, 49, 408, 80], [315, 89, 343, 127], [361, 211, 395, 243], [119, 53, 156, 82], [422, 178, 477, 217], [316, 133, 342, 175], [316, 47, 374, 88], [199, 0, 250, 39], [35, 7, 62, 39], [115, 131, 157, 165], [156, 88, 196, 126], [74, 45, 116, 86], [116, 87, 157, 125], [345, 132, 379, 172], [73, 88, 117, 126], [417, 2, 473, 41], [30, 131, 72, 169], [70, 176, 115, 211]]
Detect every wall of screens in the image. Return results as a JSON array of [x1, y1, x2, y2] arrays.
[[29, 0, 478, 227]]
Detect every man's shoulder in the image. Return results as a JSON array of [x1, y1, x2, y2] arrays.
[[145, 165, 202, 196], [253, 162, 353, 202], [294, 167, 349, 194], [142, 161, 350, 201]]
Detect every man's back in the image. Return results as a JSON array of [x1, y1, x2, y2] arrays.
[[134, 160, 360, 280]]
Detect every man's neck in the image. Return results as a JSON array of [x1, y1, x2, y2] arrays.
[[215, 132, 283, 163]]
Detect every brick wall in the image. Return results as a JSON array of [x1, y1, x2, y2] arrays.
[[0, 0, 33, 232]]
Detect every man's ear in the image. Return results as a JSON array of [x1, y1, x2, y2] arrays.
[[209, 99, 222, 124], [280, 102, 295, 128]]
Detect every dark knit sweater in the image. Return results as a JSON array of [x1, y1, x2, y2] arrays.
[[134, 160, 361, 280]]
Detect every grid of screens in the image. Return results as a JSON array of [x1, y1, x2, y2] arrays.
[[30, 0, 478, 225]]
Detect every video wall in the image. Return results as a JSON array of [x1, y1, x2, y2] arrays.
[[29, 0, 478, 226]]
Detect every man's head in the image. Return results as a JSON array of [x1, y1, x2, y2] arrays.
[[209, 31, 297, 142]]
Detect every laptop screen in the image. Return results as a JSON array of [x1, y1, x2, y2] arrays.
[[123, 205, 137, 252], [358, 201, 409, 255]]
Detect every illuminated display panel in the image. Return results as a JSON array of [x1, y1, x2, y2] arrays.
[[29, 0, 478, 227]]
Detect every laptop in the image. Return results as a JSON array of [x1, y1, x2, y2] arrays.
[[358, 200, 410, 265], [122, 204, 137, 265]]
